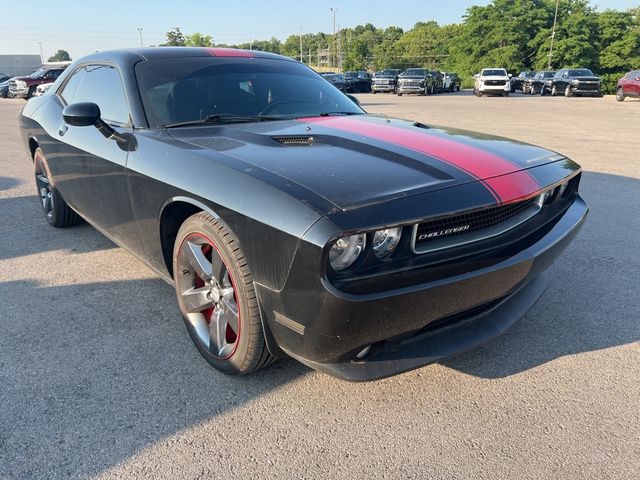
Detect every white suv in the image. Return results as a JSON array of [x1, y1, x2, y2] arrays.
[[474, 68, 511, 97]]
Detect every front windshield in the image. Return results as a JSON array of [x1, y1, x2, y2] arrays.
[[482, 69, 507, 76], [569, 69, 594, 77], [543, 72, 555, 78], [135, 57, 363, 128], [29, 68, 46, 79], [404, 69, 425, 76]]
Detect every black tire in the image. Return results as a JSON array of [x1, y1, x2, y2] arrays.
[[397, 91, 402, 96], [371, 90, 376, 94], [564, 85, 572, 97], [173, 212, 275, 375], [551, 85, 558, 96], [33, 147, 82, 228], [27, 86, 36, 99], [504, 92, 510, 97]]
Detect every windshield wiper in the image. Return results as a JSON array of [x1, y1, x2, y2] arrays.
[[161, 114, 283, 129], [317, 111, 363, 117]]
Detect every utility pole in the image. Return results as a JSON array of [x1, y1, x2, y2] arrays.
[[300, 29, 303, 63], [548, 0, 560, 69], [37, 42, 43, 63], [137, 27, 144, 48], [336, 24, 342, 72], [330, 7, 338, 69]]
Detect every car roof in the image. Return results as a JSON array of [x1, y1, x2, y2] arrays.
[[73, 47, 293, 64]]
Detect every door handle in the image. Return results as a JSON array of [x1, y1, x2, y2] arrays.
[[58, 124, 68, 136]]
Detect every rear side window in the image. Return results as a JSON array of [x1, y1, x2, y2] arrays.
[[61, 64, 130, 125]]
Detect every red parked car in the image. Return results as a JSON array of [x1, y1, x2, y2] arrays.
[[616, 70, 640, 101], [8, 64, 69, 99]]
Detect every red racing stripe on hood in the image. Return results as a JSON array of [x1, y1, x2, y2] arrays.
[[301, 116, 540, 204]]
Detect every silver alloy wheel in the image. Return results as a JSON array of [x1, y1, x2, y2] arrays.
[[176, 233, 240, 359], [35, 157, 53, 219], [616, 88, 625, 102]]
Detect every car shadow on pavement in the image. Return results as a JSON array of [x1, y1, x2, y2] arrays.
[[0, 276, 308, 479], [0, 176, 22, 191], [0, 195, 116, 260], [441, 171, 640, 378]]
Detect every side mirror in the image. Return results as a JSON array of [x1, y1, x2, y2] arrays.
[[346, 94, 360, 106], [473, 74, 479, 78], [63, 102, 101, 127], [62, 101, 124, 142], [635, 75, 640, 82], [508, 74, 513, 78]]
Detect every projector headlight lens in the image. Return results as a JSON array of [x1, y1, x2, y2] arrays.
[[329, 234, 366, 271], [372, 227, 402, 259]]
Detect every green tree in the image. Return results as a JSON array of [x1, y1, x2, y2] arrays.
[[163, 27, 186, 46], [185, 32, 214, 47], [47, 50, 71, 62]]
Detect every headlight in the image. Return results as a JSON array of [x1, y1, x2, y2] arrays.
[[372, 227, 402, 259], [571, 79, 579, 85], [16, 80, 26, 87], [329, 234, 366, 271]]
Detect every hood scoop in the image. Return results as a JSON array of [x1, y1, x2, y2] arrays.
[[272, 136, 314, 146]]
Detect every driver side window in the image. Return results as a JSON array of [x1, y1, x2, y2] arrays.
[[62, 64, 131, 126]]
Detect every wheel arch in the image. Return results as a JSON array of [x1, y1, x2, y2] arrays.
[[28, 137, 39, 159], [159, 196, 220, 279]]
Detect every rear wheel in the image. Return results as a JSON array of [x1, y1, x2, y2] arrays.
[[26, 86, 36, 99], [33, 148, 82, 228], [173, 212, 274, 375]]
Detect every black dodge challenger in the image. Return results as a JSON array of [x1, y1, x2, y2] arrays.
[[19, 48, 588, 381]]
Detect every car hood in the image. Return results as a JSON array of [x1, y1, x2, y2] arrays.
[[167, 115, 564, 213], [400, 75, 425, 80], [480, 76, 510, 81], [11, 76, 30, 82]]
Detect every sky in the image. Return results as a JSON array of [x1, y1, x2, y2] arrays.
[[0, 0, 636, 60]]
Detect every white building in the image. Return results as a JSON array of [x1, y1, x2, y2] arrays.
[[0, 55, 42, 77]]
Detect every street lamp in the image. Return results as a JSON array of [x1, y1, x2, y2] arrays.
[[137, 27, 144, 48], [37, 42, 44, 63], [330, 7, 338, 69]]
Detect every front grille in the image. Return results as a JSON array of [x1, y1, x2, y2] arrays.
[[412, 196, 542, 253], [484, 80, 506, 86], [402, 80, 423, 86], [272, 136, 313, 146]]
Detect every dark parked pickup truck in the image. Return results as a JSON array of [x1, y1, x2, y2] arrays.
[[527, 71, 556, 95], [9, 66, 67, 99], [547, 68, 602, 97], [371, 69, 402, 94], [511, 71, 535, 93], [397, 68, 438, 96]]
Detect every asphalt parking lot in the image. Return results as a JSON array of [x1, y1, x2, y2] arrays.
[[1, 92, 638, 479]]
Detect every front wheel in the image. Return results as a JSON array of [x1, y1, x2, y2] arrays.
[[173, 212, 275, 375], [551, 85, 558, 96], [33, 148, 82, 228], [564, 85, 572, 97]]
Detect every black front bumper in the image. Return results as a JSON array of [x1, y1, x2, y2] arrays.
[[258, 197, 588, 381]]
